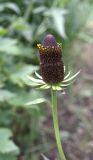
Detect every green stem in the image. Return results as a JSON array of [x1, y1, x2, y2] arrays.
[[51, 89, 66, 160]]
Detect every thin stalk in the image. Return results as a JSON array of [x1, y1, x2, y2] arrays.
[[51, 89, 66, 160]]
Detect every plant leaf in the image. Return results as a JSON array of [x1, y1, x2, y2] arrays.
[[11, 18, 30, 31], [26, 98, 46, 106], [5, 2, 20, 14], [0, 2, 20, 14], [0, 154, 17, 160], [0, 128, 19, 155], [0, 90, 15, 102], [44, 8, 67, 38], [9, 65, 38, 86], [0, 38, 20, 55], [8, 90, 45, 107], [0, 27, 7, 36]]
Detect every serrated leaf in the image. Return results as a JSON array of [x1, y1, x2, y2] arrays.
[[0, 128, 19, 155], [0, 140, 18, 155]]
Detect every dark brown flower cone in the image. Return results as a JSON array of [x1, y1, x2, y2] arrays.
[[37, 34, 64, 84]]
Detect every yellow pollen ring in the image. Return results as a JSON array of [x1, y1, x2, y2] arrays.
[[37, 44, 62, 54], [37, 44, 47, 51], [37, 44, 42, 49]]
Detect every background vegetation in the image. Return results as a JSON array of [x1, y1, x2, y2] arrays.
[[0, 0, 93, 160]]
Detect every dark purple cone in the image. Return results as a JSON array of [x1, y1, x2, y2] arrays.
[[37, 34, 64, 84], [40, 62, 64, 84]]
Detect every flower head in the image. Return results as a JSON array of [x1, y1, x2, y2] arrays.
[[28, 34, 80, 91], [37, 34, 64, 84]]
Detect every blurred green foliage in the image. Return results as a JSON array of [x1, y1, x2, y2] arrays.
[[0, 0, 93, 159]]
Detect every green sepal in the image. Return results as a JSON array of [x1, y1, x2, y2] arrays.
[[25, 98, 46, 106], [27, 75, 44, 83], [60, 82, 72, 87], [63, 70, 80, 83], [35, 72, 42, 79], [55, 86, 62, 90], [64, 70, 71, 79], [38, 84, 50, 90]]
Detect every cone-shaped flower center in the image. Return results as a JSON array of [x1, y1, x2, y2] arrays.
[[42, 34, 57, 47], [37, 34, 64, 84]]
